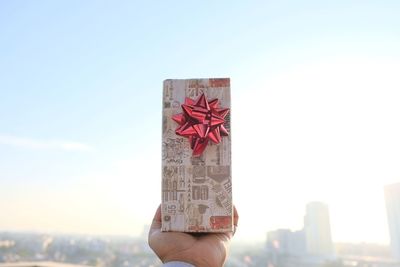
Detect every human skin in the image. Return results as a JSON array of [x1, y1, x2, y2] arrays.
[[148, 205, 239, 267]]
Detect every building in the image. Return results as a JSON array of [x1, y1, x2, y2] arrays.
[[304, 202, 334, 258], [384, 183, 400, 261], [266, 229, 306, 266], [267, 229, 306, 257]]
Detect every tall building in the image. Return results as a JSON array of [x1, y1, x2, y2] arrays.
[[304, 202, 334, 257], [384, 183, 400, 261]]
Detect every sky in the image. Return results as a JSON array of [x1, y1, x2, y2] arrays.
[[1, 0, 400, 245]]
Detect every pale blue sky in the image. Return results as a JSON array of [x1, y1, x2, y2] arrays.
[[1, 1, 400, 243]]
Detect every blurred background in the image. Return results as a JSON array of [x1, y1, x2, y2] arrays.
[[1, 1, 400, 267]]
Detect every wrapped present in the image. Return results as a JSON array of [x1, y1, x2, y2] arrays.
[[161, 78, 232, 232]]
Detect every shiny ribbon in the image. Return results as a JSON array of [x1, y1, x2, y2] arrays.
[[172, 93, 230, 156]]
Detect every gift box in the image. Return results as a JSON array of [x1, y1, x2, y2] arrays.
[[161, 78, 232, 232]]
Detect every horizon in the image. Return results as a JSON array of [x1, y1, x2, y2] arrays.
[[1, 1, 400, 245], [0, 229, 393, 247]]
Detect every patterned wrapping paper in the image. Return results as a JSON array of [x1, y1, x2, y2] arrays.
[[161, 78, 233, 232]]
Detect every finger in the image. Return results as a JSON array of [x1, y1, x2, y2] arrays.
[[217, 205, 239, 240], [233, 206, 239, 227], [230, 205, 239, 237], [149, 204, 162, 236], [152, 204, 162, 223]]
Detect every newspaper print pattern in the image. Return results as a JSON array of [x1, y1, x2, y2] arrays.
[[162, 78, 232, 232]]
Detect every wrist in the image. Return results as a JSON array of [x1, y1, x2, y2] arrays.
[[163, 252, 219, 267], [162, 261, 196, 267]]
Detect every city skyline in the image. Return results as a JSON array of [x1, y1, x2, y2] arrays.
[[267, 202, 336, 266], [1, 1, 400, 244], [0, 230, 394, 267]]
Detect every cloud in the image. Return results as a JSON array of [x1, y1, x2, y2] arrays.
[[0, 135, 92, 152]]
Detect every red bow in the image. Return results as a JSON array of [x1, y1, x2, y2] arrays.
[[172, 93, 230, 156]]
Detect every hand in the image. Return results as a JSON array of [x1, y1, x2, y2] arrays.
[[148, 205, 239, 267]]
